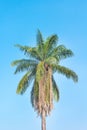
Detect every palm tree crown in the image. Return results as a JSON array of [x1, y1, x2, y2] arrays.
[[11, 30, 78, 130]]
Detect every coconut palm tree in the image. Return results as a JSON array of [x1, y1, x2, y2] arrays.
[[11, 30, 78, 130]]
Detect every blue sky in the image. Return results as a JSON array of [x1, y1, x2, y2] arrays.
[[0, 0, 87, 130]]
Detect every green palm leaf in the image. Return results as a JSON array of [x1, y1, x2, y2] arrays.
[[43, 35, 58, 58], [36, 29, 43, 45], [52, 64, 78, 82], [11, 59, 38, 66], [47, 45, 73, 61], [36, 30, 44, 60], [52, 76, 59, 101], [45, 57, 58, 65], [31, 85, 35, 107], [11, 59, 37, 74], [31, 79, 39, 108], [56, 45, 74, 60], [16, 69, 35, 94], [15, 44, 43, 61]]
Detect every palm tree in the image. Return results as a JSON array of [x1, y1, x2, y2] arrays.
[[11, 30, 78, 130]]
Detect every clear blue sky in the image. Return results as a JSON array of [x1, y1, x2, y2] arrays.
[[0, 0, 87, 130]]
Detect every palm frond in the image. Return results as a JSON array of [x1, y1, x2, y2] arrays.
[[31, 85, 35, 108], [45, 57, 58, 65], [15, 44, 43, 61], [30, 79, 39, 108], [47, 45, 73, 61], [43, 35, 58, 58], [36, 30, 44, 60], [46, 34, 58, 48], [52, 76, 59, 101], [11, 59, 24, 66], [56, 45, 74, 60], [52, 64, 78, 82], [15, 44, 30, 54], [16, 69, 35, 94], [11, 59, 37, 74], [36, 29, 43, 45]]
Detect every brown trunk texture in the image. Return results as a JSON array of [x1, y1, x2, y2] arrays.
[[41, 109, 46, 130]]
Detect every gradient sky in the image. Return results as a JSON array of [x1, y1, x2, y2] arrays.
[[0, 0, 87, 130]]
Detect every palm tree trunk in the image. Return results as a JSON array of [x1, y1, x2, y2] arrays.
[[41, 109, 46, 130]]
